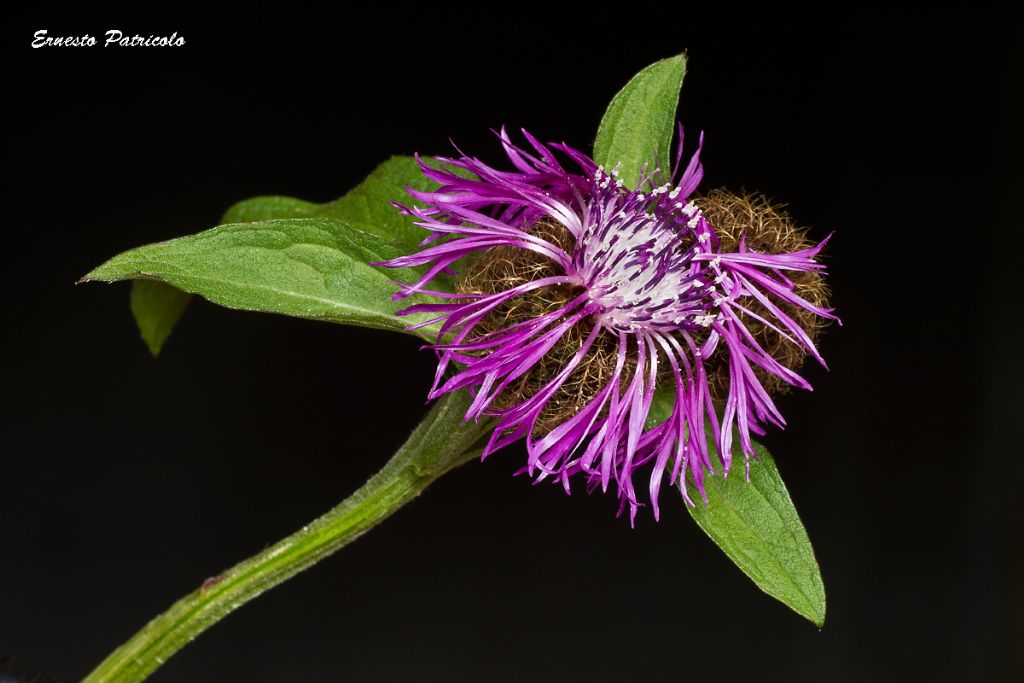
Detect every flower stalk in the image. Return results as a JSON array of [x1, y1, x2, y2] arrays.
[[83, 391, 489, 683]]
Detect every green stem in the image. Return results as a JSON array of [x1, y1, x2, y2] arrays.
[[83, 391, 488, 683]]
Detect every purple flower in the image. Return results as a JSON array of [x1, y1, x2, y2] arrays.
[[381, 129, 837, 522]]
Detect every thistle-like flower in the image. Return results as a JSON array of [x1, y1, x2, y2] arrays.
[[382, 129, 836, 521]]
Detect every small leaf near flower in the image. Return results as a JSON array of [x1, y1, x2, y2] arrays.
[[689, 442, 826, 628], [129, 280, 192, 357], [648, 385, 826, 627], [594, 54, 687, 189]]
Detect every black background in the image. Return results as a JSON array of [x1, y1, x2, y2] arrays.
[[6, 11, 1022, 683]]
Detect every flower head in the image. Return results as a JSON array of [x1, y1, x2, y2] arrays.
[[382, 128, 837, 522]]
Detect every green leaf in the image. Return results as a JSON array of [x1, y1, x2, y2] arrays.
[[84, 217, 439, 340], [646, 386, 825, 626], [318, 156, 448, 246], [593, 54, 687, 189], [126, 155, 448, 352], [690, 442, 826, 628], [129, 280, 193, 356], [220, 195, 320, 223], [220, 156, 449, 246]]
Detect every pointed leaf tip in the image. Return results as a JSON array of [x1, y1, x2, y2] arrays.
[[130, 280, 193, 357]]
